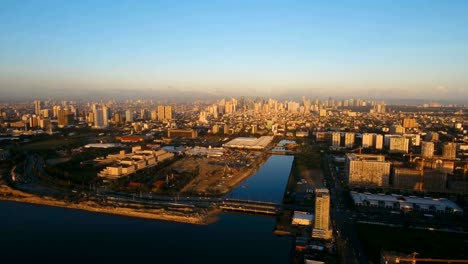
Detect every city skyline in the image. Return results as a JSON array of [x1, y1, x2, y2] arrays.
[[1, 1, 468, 101]]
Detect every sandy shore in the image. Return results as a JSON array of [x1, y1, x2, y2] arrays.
[[0, 183, 209, 225]]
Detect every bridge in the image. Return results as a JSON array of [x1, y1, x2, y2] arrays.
[[99, 191, 314, 216], [219, 199, 281, 215]]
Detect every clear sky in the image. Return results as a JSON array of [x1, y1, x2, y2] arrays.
[[1, 0, 468, 101]]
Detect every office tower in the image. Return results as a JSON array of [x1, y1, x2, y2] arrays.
[[126, 110, 133, 122], [29, 115, 39, 128], [164, 106, 172, 120], [311, 188, 332, 240], [421, 141, 434, 158], [157, 105, 165, 121], [331, 132, 341, 147], [442, 142, 457, 159], [34, 100, 41, 115], [345, 154, 390, 187], [57, 107, 73, 128], [344, 132, 355, 148], [93, 105, 108, 128]]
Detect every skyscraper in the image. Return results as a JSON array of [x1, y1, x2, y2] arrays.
[[93, 104, 109, 128], [34, 100, 41, 116], [164, 106, 172, 120], [312, 188, 332, 240], [126, 110, 133, 123]]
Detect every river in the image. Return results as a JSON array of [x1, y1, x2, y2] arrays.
[[0, 155, 294, 263], [226, 155, 294, 202]]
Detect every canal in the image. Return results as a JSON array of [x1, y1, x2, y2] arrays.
[[225, 155, 294, 203], [0, 155, 294, 263]]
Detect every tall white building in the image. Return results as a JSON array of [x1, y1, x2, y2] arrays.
[[312, 188, 332, 240], [93, 105, 108, 128]]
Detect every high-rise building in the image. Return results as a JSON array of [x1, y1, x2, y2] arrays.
[[375, 134, 383, 149], [442, 142, 457, 159], [331, 132, 341, 147], [311, 188, 332, 240], [344, 132, 355, 148], [93, 105, 109, 128], [199, 111, 207, 123], [40, 109, 49, 118], [389, 136, 409, 153], [57, 107, 74, 128], [157, 106, 165, 121], [126, 110, 133, 123], [402, 118, 417, 128], [345, 154, 390, 187], [164, 106, 172, 120], [34, 100, 41, 115], [403, 133, 421, 147], [421, 141, 434, 158], [157, 105, 172, 121], [150, 110, 158, 121]]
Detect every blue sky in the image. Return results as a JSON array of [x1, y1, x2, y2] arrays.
[[1, 0, 468, 100]]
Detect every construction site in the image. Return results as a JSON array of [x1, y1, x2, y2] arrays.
[[169, 149, 268, 196]]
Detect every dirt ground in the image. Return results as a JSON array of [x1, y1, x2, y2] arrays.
[[170, 153, 267, 196]]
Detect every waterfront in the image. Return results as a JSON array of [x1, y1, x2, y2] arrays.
[[0, 155, 295, 263], [0, 200, 292, 263]]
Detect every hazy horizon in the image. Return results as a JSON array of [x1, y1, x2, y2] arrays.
[[1, 1, 467, 102]]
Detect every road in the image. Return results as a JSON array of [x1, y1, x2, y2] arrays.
[[322, 154, 367, 264]]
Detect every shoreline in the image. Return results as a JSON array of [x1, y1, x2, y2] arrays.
[[0, 184, 210, 225], [0, 152, 273, 224]]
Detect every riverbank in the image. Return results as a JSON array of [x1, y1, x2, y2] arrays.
[[0, 183, 210, 225]]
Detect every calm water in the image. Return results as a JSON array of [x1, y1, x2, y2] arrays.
[[0, 155, 294, 263], [226, 155, 294, 202]]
